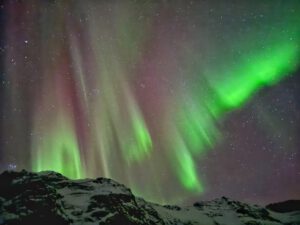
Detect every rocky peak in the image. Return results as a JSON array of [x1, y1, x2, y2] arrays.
[[0, 170, 299, 225]]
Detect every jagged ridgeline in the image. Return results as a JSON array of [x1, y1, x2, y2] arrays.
[[0, 170, 299, 225]]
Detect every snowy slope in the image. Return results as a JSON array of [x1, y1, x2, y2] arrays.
[[0, 170, 299, 225]]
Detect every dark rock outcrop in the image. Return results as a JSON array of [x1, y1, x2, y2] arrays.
[[266, 200, 300, 213]]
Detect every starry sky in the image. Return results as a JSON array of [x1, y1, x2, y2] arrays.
[[0, 0, 299, 205]]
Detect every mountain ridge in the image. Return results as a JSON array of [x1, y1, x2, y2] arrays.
[[0, 170, 299, 225]]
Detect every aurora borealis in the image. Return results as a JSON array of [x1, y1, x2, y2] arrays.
[[0, 0, 300, 204]]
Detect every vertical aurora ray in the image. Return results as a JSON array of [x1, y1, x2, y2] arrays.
[[31, 53, 85, 179], [86, 8, 153, 165], [1, 1, 300, 204], [32, 112, 83, 179], [168, 127, 204, 192]]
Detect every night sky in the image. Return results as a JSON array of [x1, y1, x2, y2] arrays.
[[0, 0, 299, 205]]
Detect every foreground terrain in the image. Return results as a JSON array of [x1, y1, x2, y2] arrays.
[[0, 170, 299, 225]]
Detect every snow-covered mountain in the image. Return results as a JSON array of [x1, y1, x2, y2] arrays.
[[0, 170, 299, 225]]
